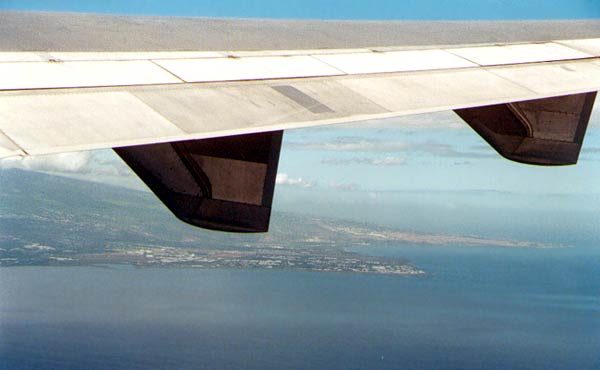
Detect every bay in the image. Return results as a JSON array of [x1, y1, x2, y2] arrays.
[[1, 245, 599, 369]]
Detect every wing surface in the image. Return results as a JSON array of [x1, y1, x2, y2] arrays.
[[1, 12, 599, 231], [1, 39, 600, 157]]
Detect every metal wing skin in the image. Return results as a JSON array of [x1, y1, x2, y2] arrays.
[[1, 11, 599, 232]]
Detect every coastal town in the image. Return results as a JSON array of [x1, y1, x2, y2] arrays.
[[1, 243, 424, 276]]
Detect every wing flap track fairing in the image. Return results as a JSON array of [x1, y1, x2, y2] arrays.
[[456, 92, 597, 165], [115, 131, 283, 232]]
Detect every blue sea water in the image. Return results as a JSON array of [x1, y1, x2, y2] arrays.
[[0, 245, 599, 370]]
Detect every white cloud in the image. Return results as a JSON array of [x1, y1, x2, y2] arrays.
[[0, 150, 146, 190], [0, 152, 91, 173], [0, 150, 132, 176], [275, 173, 316, 188]]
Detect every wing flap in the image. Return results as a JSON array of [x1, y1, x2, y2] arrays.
[[489, 61, 600, 95], [0, 92, 185, 155]]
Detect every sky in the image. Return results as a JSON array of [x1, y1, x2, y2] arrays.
[[1, 0, 600, 237], [1, 0, 600, 20]]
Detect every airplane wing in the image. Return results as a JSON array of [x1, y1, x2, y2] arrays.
[[1, 11, 599, 232]]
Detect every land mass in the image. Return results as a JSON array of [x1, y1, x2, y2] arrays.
[[0, 169, 558, 274]]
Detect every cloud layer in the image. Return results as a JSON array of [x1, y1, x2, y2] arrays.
[[0, 152, 92, 173], [288, 137, 494, 158], [0, 151, 131, 176], [322, 156, 407, 166]]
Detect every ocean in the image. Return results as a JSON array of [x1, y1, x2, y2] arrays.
[[1, 244, 599, 369]]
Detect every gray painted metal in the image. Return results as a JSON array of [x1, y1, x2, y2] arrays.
[[1, 11, 600, 52]]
